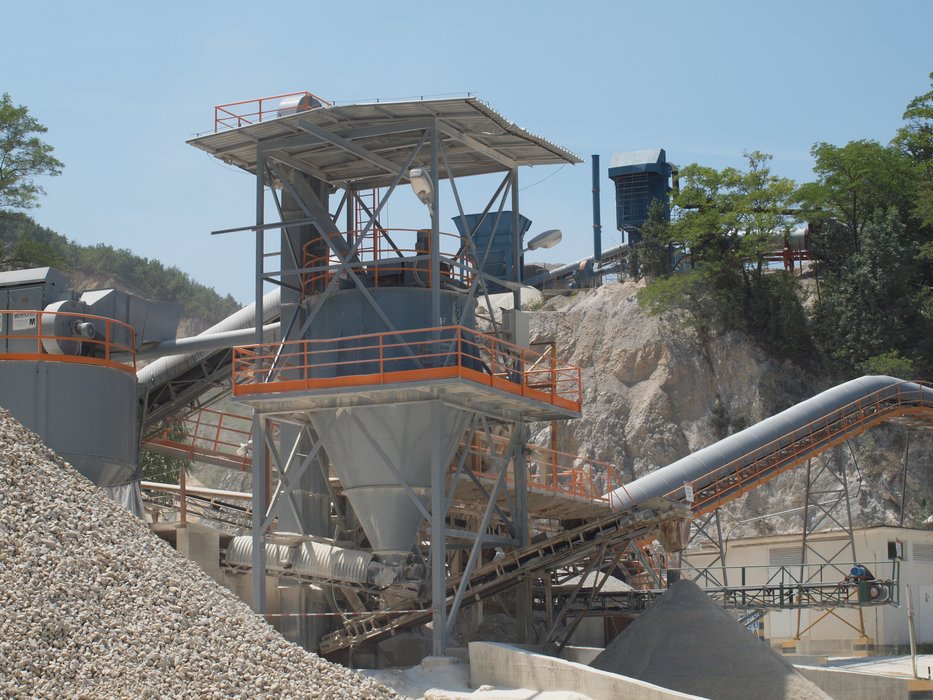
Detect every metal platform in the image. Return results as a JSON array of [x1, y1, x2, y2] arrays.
[[232, 375, 579, 423], [452, 475, 609, 520]]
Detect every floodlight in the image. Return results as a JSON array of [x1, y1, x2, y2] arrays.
[[409, 168, 434, 207], [525, 229, 562, 251]]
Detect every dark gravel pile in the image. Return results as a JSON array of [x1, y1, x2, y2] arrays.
[[590, 579, 833, 700]]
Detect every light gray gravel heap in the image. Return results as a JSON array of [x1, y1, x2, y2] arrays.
[[0, 408, 395, 699], [590, 579, 833, 700]]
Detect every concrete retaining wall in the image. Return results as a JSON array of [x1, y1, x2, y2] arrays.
[[469, 642, 704, 700], [798, 666, 933, 700]]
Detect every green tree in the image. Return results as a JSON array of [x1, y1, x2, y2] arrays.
[[0, 94, 64, 210], [140, 422, 191, 484], [894, 72, 933, 230], [796, 140, 914, 243], [639, 151, 809, 359], [813, 211, 927, 376], [800, 76, 933, 378], [628, 200, 674, 281]]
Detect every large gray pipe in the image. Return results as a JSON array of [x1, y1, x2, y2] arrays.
[[608, 375, 933, 511], [137, 288, 281, 392], [524, 243, 629, 288], [134, 323, 280, 360]]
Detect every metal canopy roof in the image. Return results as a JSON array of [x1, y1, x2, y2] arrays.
[[187, 97, 581, 189]]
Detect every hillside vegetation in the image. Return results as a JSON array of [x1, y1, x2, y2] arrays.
[[632, 73, 933, 381], [0, 212, 241, 330]]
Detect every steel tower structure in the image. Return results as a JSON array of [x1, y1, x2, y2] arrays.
[[189, 93, 583, 654]]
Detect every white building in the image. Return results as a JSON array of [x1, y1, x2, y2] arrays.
[[684, 526, 933, 653]]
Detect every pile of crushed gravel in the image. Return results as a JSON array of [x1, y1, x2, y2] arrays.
[[0, 408, 395, 699], [590, 579, 832, 700]]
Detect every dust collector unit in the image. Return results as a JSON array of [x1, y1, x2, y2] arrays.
[[608, 148, 675, 245], [0, 267, 180, 492]]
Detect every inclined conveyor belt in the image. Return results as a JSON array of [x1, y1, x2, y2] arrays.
[[318, 498, 688, 655], [608, 375, 933, 514]]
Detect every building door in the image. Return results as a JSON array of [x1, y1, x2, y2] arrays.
[[917, 586, 933, 644]]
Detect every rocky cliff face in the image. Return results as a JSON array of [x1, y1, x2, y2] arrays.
[[527, 280, 933, 535]]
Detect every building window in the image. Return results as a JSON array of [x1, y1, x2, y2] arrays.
[[769, 547, 803, 568], [912, 542, 933, 562]]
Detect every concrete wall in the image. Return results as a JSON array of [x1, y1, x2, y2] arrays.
[[176, 523, 222, 584], [469, 642, 704, 700], [798, 665, 933, 700]]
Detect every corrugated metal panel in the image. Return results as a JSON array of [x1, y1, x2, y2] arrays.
[[224, 536, 381, 586], [292, 541, 373, 584]]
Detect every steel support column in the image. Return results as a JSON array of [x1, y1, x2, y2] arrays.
[[250, 149, 267, 615], [430, 123, 441, 328], [513, 422, 532, 642], [250, 414, 267, 614], [510, 168, 521, 310], [430, 399, 447, 656]]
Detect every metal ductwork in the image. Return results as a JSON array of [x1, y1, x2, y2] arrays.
[[137, 288, 281, 390], [225, 536, 399, 588]]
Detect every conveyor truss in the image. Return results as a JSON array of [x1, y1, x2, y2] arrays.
[[141, 378, 931, 652]]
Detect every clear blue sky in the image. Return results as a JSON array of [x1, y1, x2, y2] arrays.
[[5, 0, 931, 303]]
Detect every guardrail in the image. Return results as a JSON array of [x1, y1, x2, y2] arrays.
[[543, 560, 899, 616], [686, 560, 900, 609], [214, 91, 331, 132], [0, 309, 136, 372], [143, 409, 252, 470], [231, 325, 582, 412], [143, 406, 620, 505], [302, 227, 475, 294], [465, 432, 630, 503]]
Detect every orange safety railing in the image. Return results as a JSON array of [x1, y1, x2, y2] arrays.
[[214, 91, 331, 132], [462, 432, 631, 503], [0, 309, 136, 373], [686, 380, 933, 515], [232, 325, 582, 413], [144, 408, 253, 469], [301, 228, 475, 296]]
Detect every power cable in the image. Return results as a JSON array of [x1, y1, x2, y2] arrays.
[[519, 164, 567, 191]]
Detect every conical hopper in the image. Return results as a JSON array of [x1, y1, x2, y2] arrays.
[[311, 403, 469, 565]]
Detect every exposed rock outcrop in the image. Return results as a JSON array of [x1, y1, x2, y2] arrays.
[[528, 280, 932, 534]]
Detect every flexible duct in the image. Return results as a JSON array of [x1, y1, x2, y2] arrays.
[[225, 536, 399, 588], [608, 376, 933, 511]]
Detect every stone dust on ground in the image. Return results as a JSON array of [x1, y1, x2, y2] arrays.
[[590, 579, 833, 700], [0, 408, 395, 699], [362, 658, 592, 700]]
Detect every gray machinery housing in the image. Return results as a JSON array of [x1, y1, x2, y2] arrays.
[[0, 267, 181, 508], [608, 148, 675, 245]]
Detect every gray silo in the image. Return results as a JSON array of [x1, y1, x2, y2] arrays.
[[0, 267, 180, 512]]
